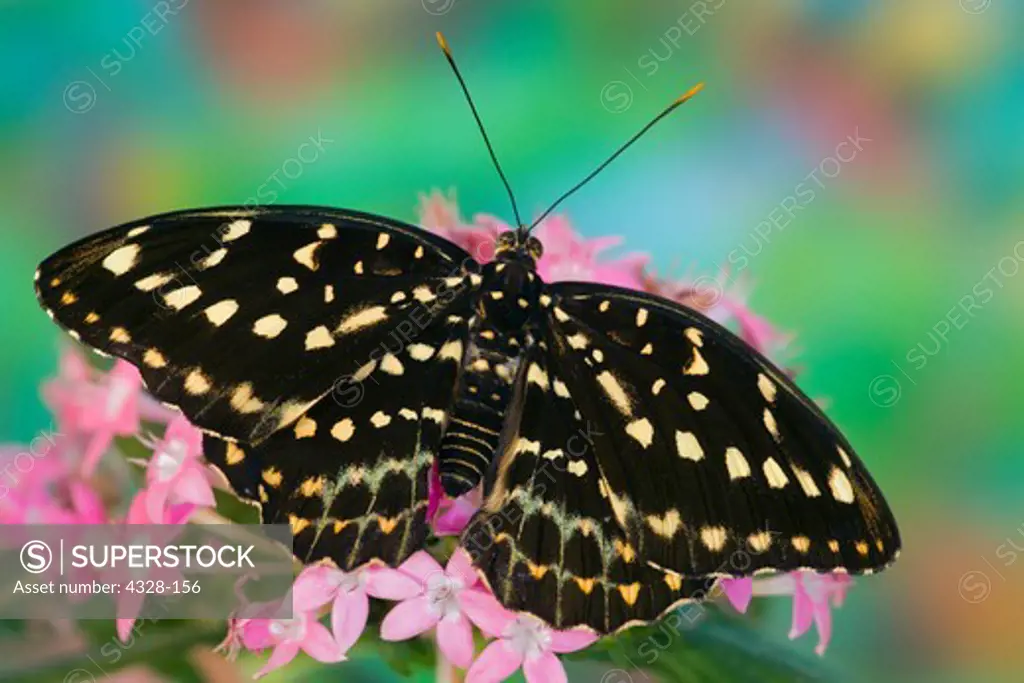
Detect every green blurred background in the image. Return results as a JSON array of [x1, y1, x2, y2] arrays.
[[2, 1, 1022, 682]]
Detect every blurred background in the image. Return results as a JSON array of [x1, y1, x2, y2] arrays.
[[1, 1, 1022, 681]]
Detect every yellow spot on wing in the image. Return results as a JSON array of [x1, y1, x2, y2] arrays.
[[143, 348, 167, 368], [184, 369, 211, 395], [134, 272, 172, 292], [700, 526, 728, 551], [646, 509, 682, 538], [758, 373, 777, 402], [262, 467, 283, 487], [299, 476, 324, 496], [574, 577, 596, 594], [318, 223, 337, 239], [294, 416, 317, 439], [109, 326, 131, 343], [225, 442, 245, 464], [331, 418, 355, 442], [618, 582, 641, 606], [230, 383, 264, 414]]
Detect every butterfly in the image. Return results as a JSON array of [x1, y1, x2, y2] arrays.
[[33, 34, 899, 635]]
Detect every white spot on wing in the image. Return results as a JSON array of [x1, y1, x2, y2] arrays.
[[635, 308, 649, 327], [567, 460, 588, 477], [829, 467, 855, 503], [293, 241, 323, 271], [126, 225, 150, 238], [725, 447, 750, 480], [625, 418, 654, 448], [200, 248, 227, 269], [437, 339, 463, 361], [763, 457, 789, 489], [331, 418, 355, 442], [407, 343, 435, 361], [277, 277, 298, 294], [380, 354, 404, 376], [758, 373, 777, 402], [675, 431, 704, 461], [684, 327, 704, 347], [204, 299, 239, 326], [376, 233, 390, 250], [305, 325, 335, 350], [135, 272, 173, 292], [370, 411, 392, 428], [687, 392, 709, 410], [700, 526, 727, 551], [163, 285, 202, 311], [337, 305, 388, 334], [253, 314, 288, 339], [527, 364, 549, 390], [646, 509, 682, 538], [597, 371, 632, 415], [684, 347, 709, 375], [793, 466, 822, 497], [221, 219, 251, 242], [102, 244, 141, 276], [318, 223, 337, 239]]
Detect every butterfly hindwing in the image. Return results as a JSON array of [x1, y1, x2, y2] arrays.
[[544, 282, 900, 578], [465, 347, 712, 632], [35, 206, 478, 445]]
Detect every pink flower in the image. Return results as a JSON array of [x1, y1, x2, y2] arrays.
[[241, 611, 346, 679], [418, 190, 503, 263], [427, 464, 480, 536], [142, 416, 215, 523], [291, 561, 420, 653], [115, 491, 195, 641], [380, 549, 480, 668], [532, 215, 647, 289], [721, 572, 853, 655], [66, 360, 143, 475], [461, 589, 597, 683]]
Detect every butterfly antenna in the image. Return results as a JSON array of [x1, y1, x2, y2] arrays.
[[527, 82, 705, 231], [436, 32, 524, 230]]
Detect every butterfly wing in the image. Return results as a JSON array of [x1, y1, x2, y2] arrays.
[[542, 282, 900, 580], [465, 347, 714, 633], [204, 314, 470, 569], [35, 206, 478, 445]]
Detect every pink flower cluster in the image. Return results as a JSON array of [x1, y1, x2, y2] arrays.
[[2, 193, 856, 680]]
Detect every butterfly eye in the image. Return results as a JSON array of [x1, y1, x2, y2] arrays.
[[526, 237, 543, 260]]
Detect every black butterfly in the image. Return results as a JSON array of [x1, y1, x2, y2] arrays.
[[33, 35, 899, 635]]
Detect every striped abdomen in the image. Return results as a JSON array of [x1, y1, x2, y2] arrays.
[[438, 327, 522, 496]]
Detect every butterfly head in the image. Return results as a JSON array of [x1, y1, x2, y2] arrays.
[[495, 230, 543, 266]]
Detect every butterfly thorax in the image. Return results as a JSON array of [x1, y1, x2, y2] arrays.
[[437, 256, 545, 496]]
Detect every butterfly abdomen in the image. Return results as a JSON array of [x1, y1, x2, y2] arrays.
[[438, 323, 523, 496]]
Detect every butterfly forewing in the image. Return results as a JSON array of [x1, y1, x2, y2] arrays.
[[35, 206, 477, 445], [546, 282, 900, 577]]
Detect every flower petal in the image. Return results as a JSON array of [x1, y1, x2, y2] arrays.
[[459, 588, 516, 638], [331, 587, 370, 652], [437, 613, 475, 669], [788, 581, 815, 641], [292, 565, 342, 611], [380, 595, 439, 641], [445, 547, 478, 588], [398, 550, 443, 583], [240, 619, 276, 651], [364, 566, 423, 601], [466, 639, 524, 683], [254, 641, 300, 679], [548, 627, 598, 654], [524, 651, 567, 683], [720, 577, 754, 614], [301, 621, 347, 663], [171, 466, 216, 508]]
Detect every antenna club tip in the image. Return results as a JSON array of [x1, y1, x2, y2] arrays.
[[674, 82, 705, 105], [436, 32, 451, 55]]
